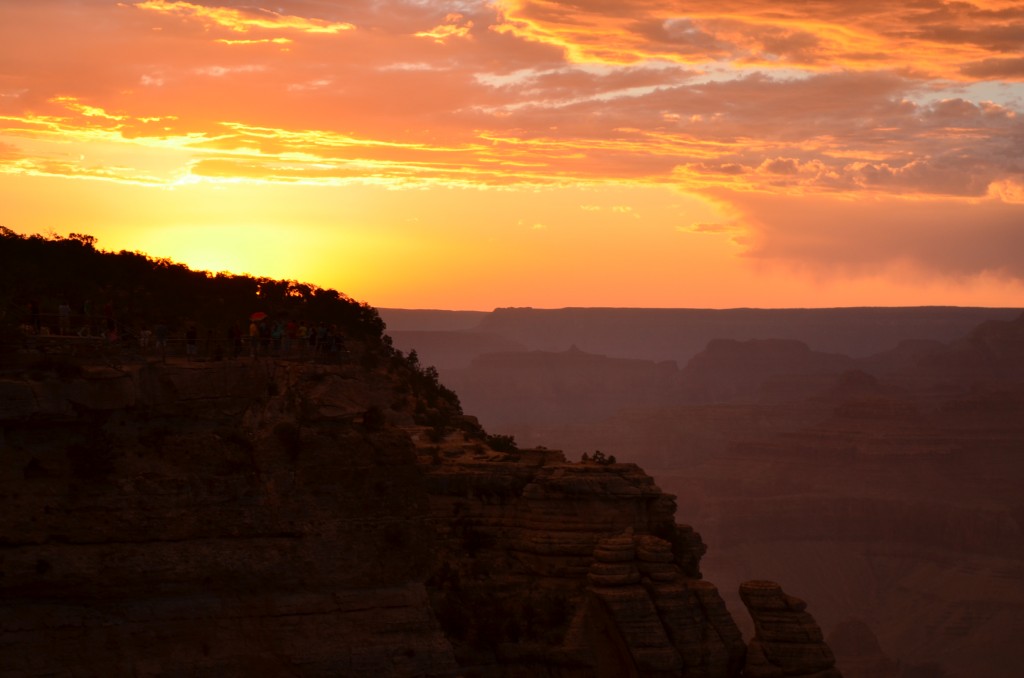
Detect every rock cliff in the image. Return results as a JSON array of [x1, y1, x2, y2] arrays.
[[739, 581, 839, 678], [1, 357, 457, 676], [0, 349, 840, 676]]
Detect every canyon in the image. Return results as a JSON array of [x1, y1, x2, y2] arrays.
[[385, 306, 1024, 678], [3, 233, 1017, 675], [1, 332, 840, 676]]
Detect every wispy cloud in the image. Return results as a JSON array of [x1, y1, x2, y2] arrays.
[[133, 1, 354, 35], [415, 13, 474, 44]]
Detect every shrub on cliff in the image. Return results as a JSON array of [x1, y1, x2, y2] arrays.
[[485, 433, 518, 452]]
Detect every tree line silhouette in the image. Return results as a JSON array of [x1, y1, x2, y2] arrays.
[[0, 226, 470, 435], [0, 227, 384, 343]]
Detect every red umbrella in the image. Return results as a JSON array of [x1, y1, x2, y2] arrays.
[[250, 311, 268, 321]]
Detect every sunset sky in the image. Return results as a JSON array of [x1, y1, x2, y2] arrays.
[[2, 0, 1023, 309]]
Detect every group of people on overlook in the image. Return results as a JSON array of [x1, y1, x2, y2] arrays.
[[241, 315, 346, 360], [20, 299, 348, 364]]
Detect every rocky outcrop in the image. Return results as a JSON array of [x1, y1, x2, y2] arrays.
[[740, 581, 841, 678], [416, 437, 748, 675], [581, 531, 746, 677]]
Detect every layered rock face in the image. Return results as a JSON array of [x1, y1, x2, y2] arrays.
[[582, 532, 746, 677], [739, 581, 840, 678], [1, 354, 838, 676], [415, 436, 740, 675], [1, 359, 458, 677]]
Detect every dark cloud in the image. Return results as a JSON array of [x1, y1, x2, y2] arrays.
[[962, 57, 1024, 79], [762, 158, 800, 175], [631, 17, 735, 58], [909, 22, 1024, 53]]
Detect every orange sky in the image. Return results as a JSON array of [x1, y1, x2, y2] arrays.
[[2, 0, 1023, 309]]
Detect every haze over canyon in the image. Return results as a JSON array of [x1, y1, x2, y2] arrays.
[[384, 305, 1024, 677]]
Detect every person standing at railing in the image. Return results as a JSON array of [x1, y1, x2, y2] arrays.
[[228, 322, 242, 359], [259, 318, 271, 356], [297, 321, 308, 358], [155, 323, 168, 362], [249, 319, 259, 358], [29, 300, 40, 334], [78, 299, 94, 337], [271, 320, 284, 355], [58, 300, 71, 336], [284, 319, 297, 356], [103, 300, 115, 337], [185, 324, 198, 361]]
